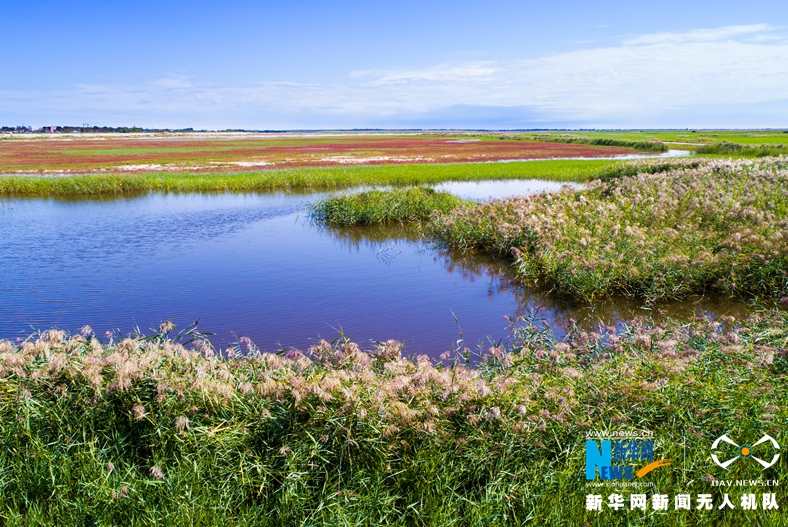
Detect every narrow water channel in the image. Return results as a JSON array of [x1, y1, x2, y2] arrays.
[[0, 180, 751, 357]]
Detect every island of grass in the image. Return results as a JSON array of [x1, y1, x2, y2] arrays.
[[311, 157, 788, 302]]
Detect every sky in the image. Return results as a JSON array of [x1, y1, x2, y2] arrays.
[[1, 0, 787, 130]]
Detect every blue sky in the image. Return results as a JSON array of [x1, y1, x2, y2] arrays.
[[2, 1, 787, 129]]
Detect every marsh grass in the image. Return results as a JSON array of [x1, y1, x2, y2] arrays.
[[308, 187, 467, 225], [430, 158, 788, 302], [307, 157, 787, 302], [516, 134, 669, 153], [696, 142, 787, 158], [522, 130, 788, 146], [307, 159, 709, 230], [0, 310, 786, 526], [588, 157, 706, 181], [0, 159, 629, 196]]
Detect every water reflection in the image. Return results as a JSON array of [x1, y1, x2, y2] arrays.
[[432, 179, 582, 201], [430, 246, 755, 336], [0, 186, 766, 359], [319, 222, 758, 343]]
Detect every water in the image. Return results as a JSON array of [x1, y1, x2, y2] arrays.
[[432, 179, 581, 201], [0, 180, 752, 357]]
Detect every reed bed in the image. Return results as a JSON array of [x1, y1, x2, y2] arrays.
[[1, 310, 786, 526], [430, 158, 788, 301]]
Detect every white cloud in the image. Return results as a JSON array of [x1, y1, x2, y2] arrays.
[[746, 34, 786, 42], [350, 63, 498, 83], [623, 24, 774, 45], [3, 24, 788, 128], [371, 63, 499, 83], [148, 75, 196, 89]]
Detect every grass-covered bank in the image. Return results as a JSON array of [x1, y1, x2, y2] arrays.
[[1, 311, 787, 526], [0, 159, 631, 196], [430, 158, 788, 301]]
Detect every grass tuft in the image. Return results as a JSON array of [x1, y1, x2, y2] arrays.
[[308, 187, 467, 225]]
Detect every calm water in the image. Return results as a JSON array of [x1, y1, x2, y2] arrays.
[[0, 181, 752, 356]]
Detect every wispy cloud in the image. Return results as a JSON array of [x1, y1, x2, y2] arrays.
[[746, 34, 786, 42], [623, 24, 773, 45], [148, 75, 196, 89], [350, 63, 498, 83], [3, 24, 787, 128]]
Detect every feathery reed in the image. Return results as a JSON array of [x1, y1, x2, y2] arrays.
[[0, 310, 786, 525]]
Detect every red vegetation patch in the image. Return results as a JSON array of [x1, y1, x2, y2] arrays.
[[0, 135, 639, 174]]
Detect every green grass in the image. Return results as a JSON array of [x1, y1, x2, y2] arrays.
[[308, 187, 467, 225], [695, 143, 788, 157], [0, 159, 624, 196], [526, 130, 788, 146], [429, 158, 788, 302], [1, 310, 786, 526], [508, 134, 668, 152]]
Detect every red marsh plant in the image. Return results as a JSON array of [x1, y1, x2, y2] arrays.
[[429, 157, 788, 301], [0, 135, 640, 174]]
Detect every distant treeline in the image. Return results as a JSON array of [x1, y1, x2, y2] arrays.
[[507, 134, 668, 152], [696, 142, 787, 157], [0, 126, 196, 133], [55, 126, 146, 133]]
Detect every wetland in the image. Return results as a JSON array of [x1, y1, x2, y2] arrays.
[[0, 175, 759, 356]]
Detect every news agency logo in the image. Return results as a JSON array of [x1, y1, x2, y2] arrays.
[[586, 436, 671, 480], [711, 434, 780, 470]]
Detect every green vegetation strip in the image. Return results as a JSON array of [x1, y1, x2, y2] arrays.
[[515, 134, 668, 152], [0, 159, 628, 196], [524, 130, 788, 146], [695, 142, 788, 157], [1, 311, 786, 526]]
